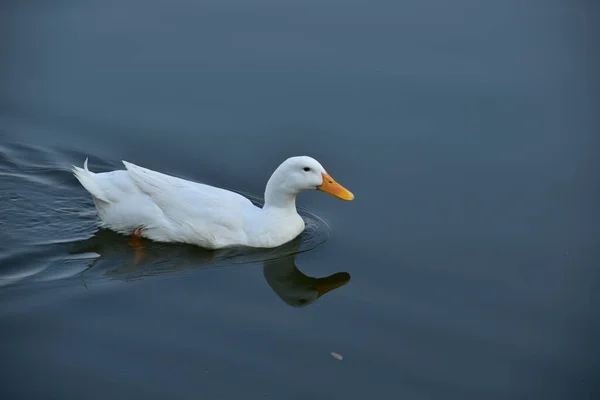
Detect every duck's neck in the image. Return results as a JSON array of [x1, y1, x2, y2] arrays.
[[263, 177, 298, 213]]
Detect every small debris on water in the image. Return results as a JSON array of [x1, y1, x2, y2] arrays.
[[330, 352, 343, 360]]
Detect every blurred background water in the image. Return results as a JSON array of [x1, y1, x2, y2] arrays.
[[1, 0, 599, 399]]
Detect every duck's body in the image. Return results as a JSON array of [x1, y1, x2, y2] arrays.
[[72, 156, 353, 249]]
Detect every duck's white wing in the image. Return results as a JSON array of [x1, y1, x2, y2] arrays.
[[122, 161, 254, 246]]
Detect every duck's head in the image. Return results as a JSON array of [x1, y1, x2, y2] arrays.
[[266, 156, 354, 203]]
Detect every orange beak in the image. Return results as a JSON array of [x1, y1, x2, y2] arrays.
[[317, 173, 354, 201]]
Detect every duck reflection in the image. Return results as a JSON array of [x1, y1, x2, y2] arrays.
[[69, 229, 350, 308], [263, 257, 350, 308]]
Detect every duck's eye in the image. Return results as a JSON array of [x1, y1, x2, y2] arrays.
[[303, 167, 311, 172]]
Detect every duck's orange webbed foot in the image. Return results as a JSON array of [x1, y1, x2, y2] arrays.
[[128, 228, 146, 264], [128, 227, 146, 248]]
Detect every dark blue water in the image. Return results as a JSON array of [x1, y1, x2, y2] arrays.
[[1, 1, 599, 399]]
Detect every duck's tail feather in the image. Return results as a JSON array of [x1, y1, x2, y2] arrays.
[[72, 158, 111, 203]]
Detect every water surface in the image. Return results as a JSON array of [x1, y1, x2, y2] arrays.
[[1, 1, 598, 399]]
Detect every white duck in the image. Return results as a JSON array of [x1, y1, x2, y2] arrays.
[[72, 156, 353, 249]]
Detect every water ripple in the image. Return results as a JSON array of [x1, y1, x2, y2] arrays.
[[0, 140, 331, 288]]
